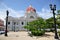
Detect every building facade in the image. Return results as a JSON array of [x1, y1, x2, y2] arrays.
[[7, 5, 38, 31], [0, 19, 4, 31]]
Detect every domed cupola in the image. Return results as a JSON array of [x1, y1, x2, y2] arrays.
[[26, 5, 36, 13]]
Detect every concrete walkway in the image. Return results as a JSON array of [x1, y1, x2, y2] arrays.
[[0, 32, 59, 40]]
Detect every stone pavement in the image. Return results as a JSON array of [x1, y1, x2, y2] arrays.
[[0, 32, 59, 40]]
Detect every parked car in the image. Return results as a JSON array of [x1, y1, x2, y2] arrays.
[[45, 29, 50, 32], [0, 31, 5, 34], [45, 28, 55, 32]]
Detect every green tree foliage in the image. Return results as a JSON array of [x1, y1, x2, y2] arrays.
[[56, 10, 60, 28], [46, 17, 54, 23], [24, 17, 45, 36], [28, 17, 46, 30], [46, 16, 60, 29], [57, 10, 60, 14], [46, 17, 54, 28]]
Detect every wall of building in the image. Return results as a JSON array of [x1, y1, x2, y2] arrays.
[[0, 19, 4, 31]]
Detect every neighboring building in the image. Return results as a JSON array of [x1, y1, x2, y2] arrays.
[[6, 5, 39, 31], [0, 19, 4, 31]]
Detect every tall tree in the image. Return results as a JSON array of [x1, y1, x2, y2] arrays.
[[46, 17, 54, 29], [24, 17, 45, 36]]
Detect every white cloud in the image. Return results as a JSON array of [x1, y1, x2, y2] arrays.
[[0, 2, 54, 22], [0, 2, 25, 25], [7, 8, 25, 17], [0, 2, 25, 21], [37, 8, 53, 19]]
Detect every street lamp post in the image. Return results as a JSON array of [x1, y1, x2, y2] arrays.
[[5, 10, 9, 36], [49, 4, 59, 39]]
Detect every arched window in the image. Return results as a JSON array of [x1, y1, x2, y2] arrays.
[[21, 22, 24, 25], [8, 22, 10, 25], [30, 16, 34, 18]]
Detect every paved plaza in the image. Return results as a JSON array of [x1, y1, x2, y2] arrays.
[[0, 32, 59, 40]]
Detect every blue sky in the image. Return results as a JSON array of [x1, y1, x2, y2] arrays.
[[0, 0, 60, 20], [1, 0, 60, 11]]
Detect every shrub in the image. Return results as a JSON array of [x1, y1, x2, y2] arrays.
[[24, 17, 46, 36], [58, 31, 60, 36], [31, 30, 45, 36]]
